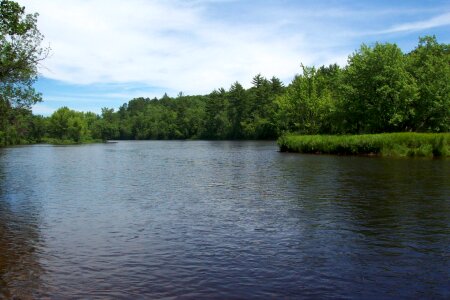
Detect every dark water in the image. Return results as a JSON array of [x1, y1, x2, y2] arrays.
[[0, 141, 449, 299]]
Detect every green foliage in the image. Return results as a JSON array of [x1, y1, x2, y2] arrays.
[[203, 89, 230, 139], [278, 133, 450, 157], [176, 96, 206, 139], [47, 107, 102, 143], [228, 81, 248, 138], [0, 0, 48, 146], [276, 65, 338, 135], [1, 5, 448, 149], [406, 36, 450, 132], [98, 74, 285, 141], [275, 37, 448, 139], [37, 37, 446, 143], [0, 107, 44, 145], [49, 107, 79, 142], [341, 43, 418, 133], [132, 104, 181, 139], [0, 0, 48, 109]]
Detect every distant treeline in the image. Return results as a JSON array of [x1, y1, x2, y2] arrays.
[[1, 36, 449, 145]]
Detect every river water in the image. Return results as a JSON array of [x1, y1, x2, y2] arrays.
[[0, 141, 449, 299]]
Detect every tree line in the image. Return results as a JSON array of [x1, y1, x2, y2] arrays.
[[1, 1, 449, 145]]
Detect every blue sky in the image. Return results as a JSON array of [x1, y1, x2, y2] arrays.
[[17, 0, 450, 115]]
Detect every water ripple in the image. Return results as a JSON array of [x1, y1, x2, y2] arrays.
[[0, 141, 449, 299]]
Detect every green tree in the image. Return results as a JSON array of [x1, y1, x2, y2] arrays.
[[99, 108, 119, 139], [0, 0, 48, 109], [203, 88, 230, 139], [48, 107, 90, 142], [126, 97, 149, 116], [245, 74, 281, 139], [0, 0, 48, 145], [228, 81, 248, 138], [406, 36, 450, 132], [0, 107, 35, 144], [315, 64, 342, 133], [270, 76, 285, 95], [276, 65, 333, 135], [174, 95, 206, 139], [341, 43, 417, 133], [129, 104, 180, 140], [28, 114, 47, 142]]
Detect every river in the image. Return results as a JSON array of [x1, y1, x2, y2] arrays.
[[0, 141, 449, 299]]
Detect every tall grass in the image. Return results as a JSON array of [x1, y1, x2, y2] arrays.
[[41, 137, 104, 145], [278, 133, 450, 157]]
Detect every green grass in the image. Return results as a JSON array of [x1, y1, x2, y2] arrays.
[[41, 137, 104, 145], [278, 132, 450, 157]]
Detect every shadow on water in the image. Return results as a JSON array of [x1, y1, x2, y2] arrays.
[[0, 142, 448, 299], [276, 153, 450, 298], [0, 149, 45, 299]]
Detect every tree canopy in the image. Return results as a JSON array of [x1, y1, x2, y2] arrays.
[[0, 0, 48, 145], [0, 0, 448, 147]]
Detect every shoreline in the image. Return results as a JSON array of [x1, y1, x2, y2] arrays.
[[277, 132, 450, 158]]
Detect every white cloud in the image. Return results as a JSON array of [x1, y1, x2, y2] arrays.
[[32, 103, 57, 116], [18, 0, 450, 98], [18, 0, 341, 93], [378, 12, 450, 34]]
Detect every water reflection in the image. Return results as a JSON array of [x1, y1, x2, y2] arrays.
[[275, 154, 450, 298], [0, 148, 45, 298], [0, 143, 448, 298]]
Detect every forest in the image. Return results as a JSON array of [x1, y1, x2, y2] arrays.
[[1, 0, 449, 146]]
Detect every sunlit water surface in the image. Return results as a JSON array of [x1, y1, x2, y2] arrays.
[[0, 141, 449, 299]]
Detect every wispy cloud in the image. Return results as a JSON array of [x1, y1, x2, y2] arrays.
[[378, 12, 450, 34], [16, 0, 450, 114], [19, 0, 351, 93], [32, 103, 60, 116]]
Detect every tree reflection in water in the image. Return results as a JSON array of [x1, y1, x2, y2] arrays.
[[0, 151, 45, 299]]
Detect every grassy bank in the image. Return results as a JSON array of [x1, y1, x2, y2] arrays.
[[41, 138, 104, 145], [278, 133, 450, 157]]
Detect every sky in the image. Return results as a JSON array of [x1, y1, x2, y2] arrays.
[[16, 0, 450, 116]]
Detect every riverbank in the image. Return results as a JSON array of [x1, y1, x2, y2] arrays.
[[41, 138, 105, 145], [278, 133, 450, 157]]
